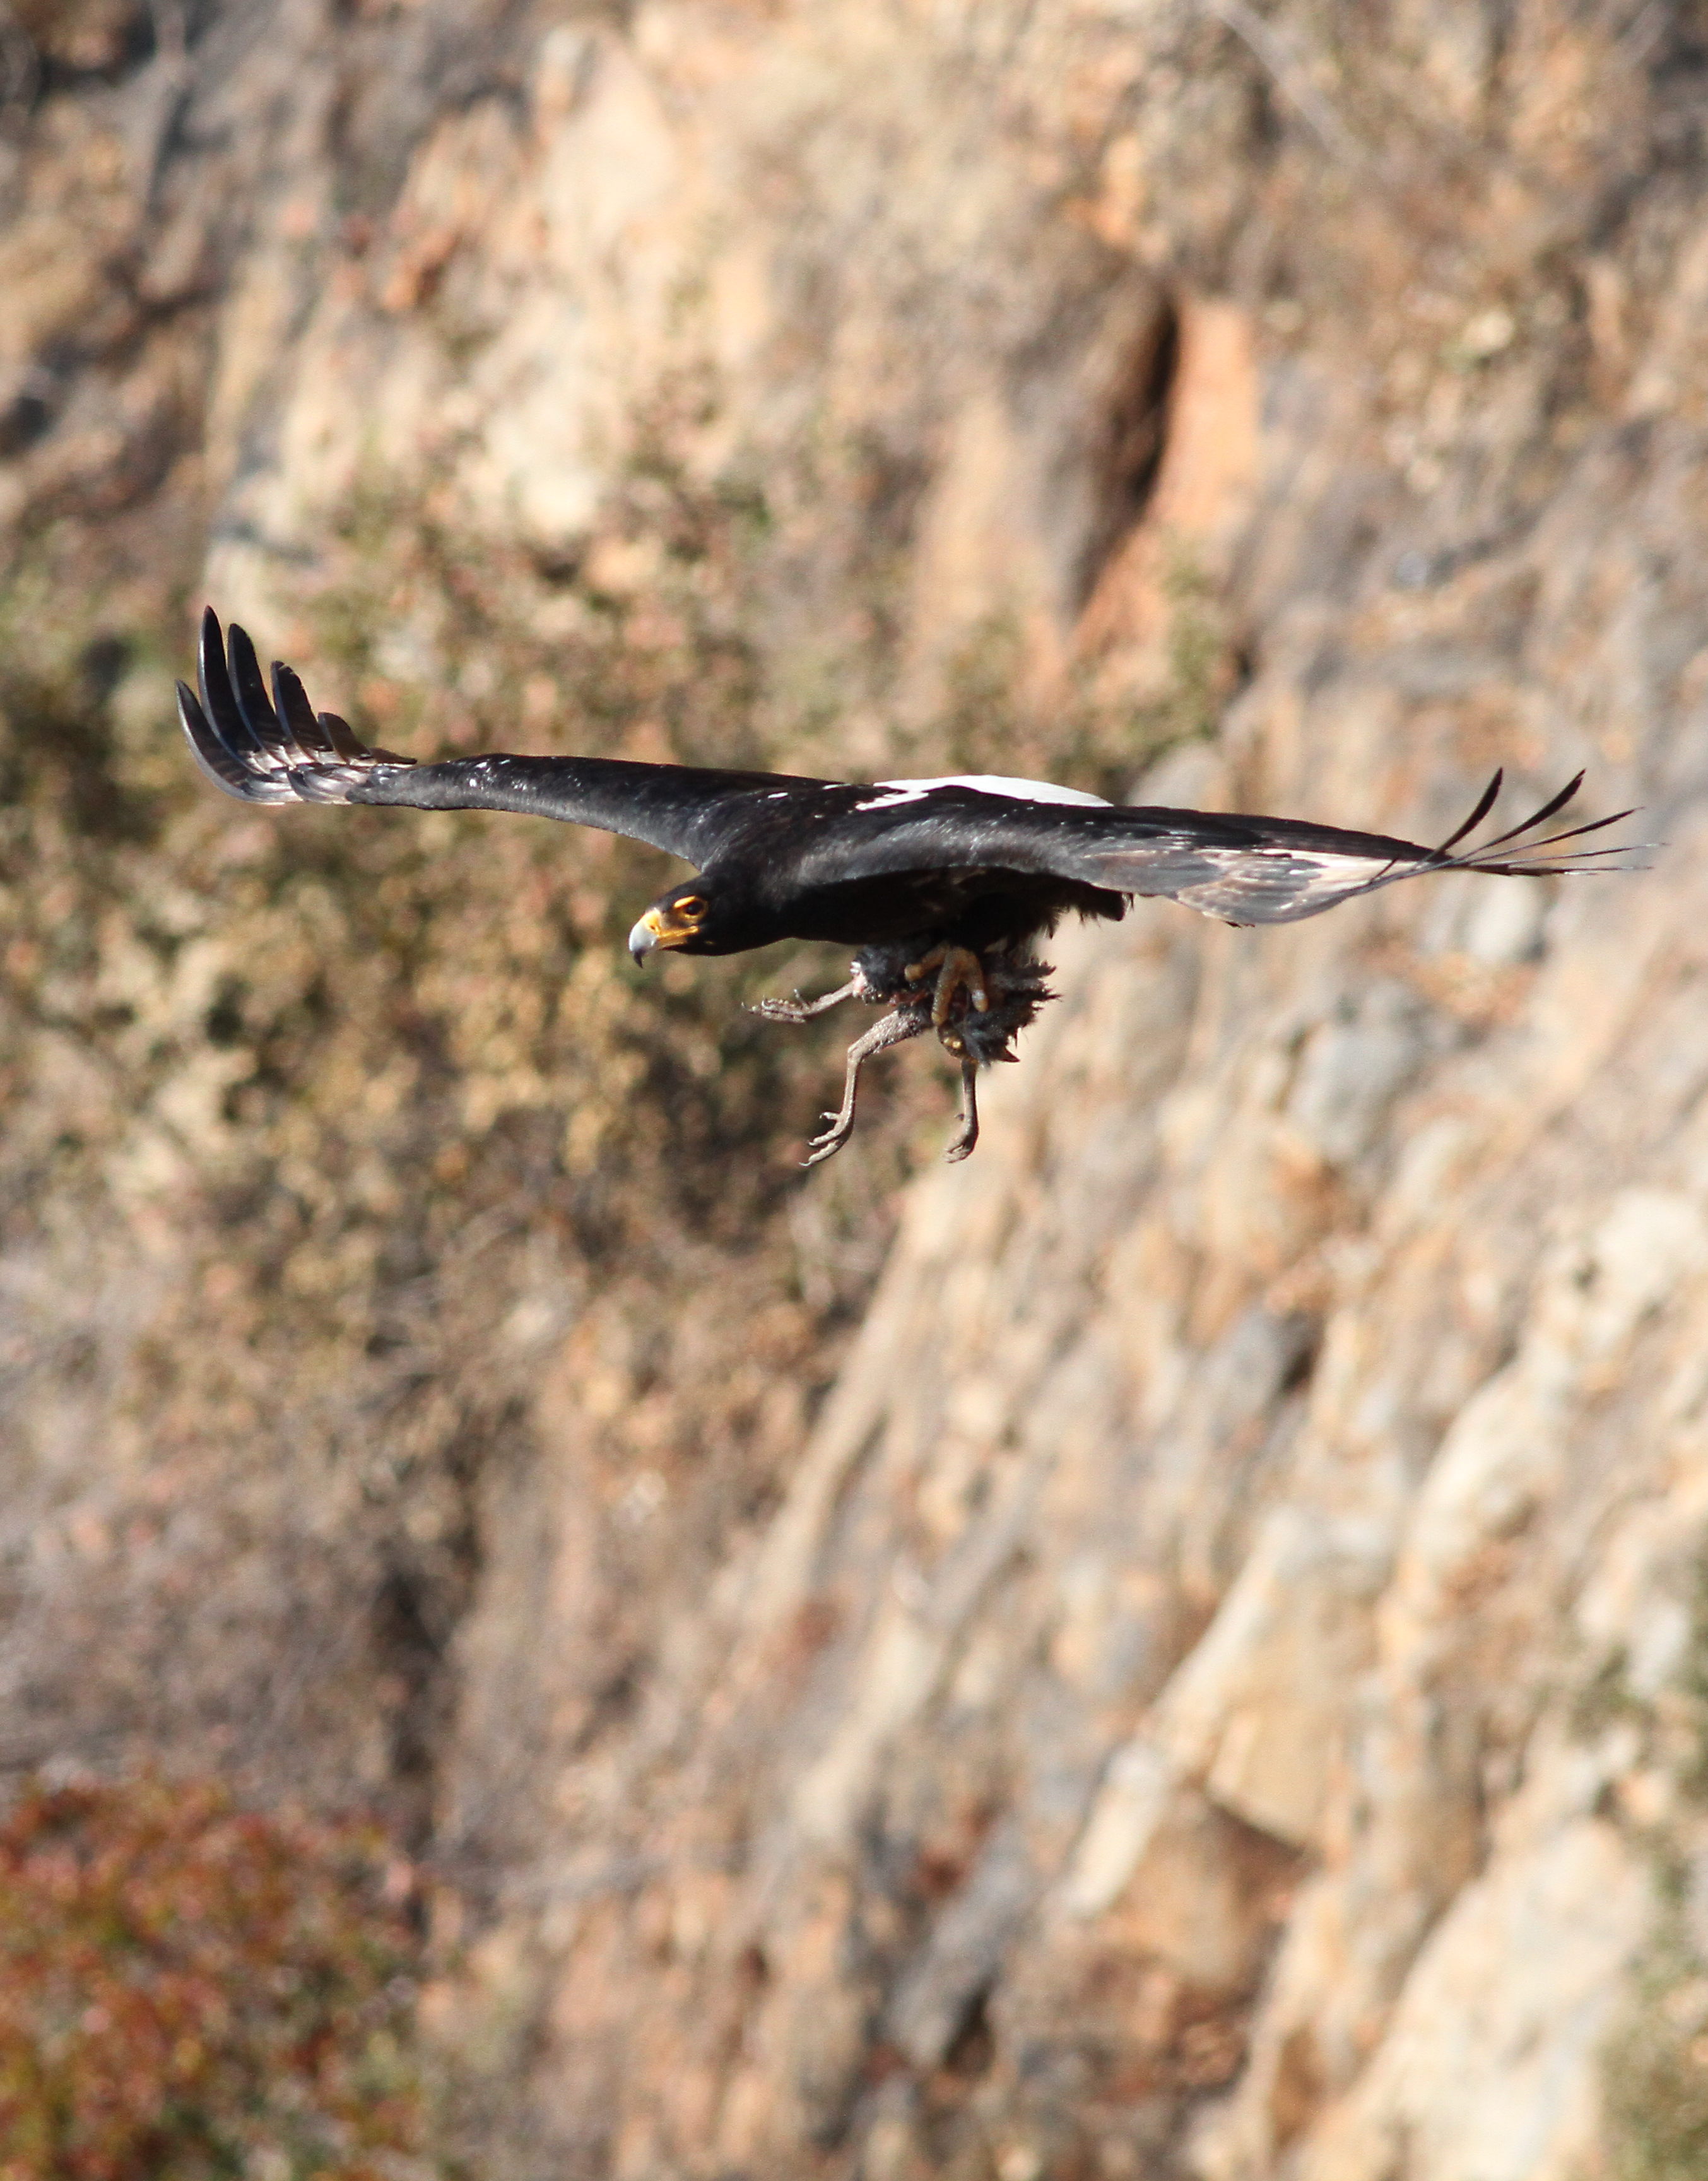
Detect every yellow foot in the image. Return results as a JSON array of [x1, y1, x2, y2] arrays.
[[904, 943, 990, 1028]]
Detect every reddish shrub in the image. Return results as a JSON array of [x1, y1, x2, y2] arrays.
[[0, 1776, 426, 2180]]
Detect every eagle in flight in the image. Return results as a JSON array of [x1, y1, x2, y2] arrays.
[[180, 612, 1635, 1165]]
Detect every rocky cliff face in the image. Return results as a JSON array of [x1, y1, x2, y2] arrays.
[[4, 1, 1708, 2175]]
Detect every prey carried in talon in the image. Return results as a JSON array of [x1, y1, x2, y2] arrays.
[[762, 941, 1054, 1167]]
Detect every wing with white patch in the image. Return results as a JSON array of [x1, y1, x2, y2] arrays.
[[775, 775, 1637, 926], [859, 774, 1112, 813]]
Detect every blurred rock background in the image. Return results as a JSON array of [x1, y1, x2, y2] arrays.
[[2, 0, 1707, 2173]]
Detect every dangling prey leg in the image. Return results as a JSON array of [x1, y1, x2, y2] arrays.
[[904, 944, 990, 1028], [751, 976, 861, 1025], [941, 1055, 982, 1164], [803, 1008, 930, 1167]]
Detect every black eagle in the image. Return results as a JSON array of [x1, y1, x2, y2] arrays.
[[179, 611, 1636, 1164]]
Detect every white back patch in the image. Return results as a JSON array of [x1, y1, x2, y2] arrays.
[[853, 774, 1112, 813]]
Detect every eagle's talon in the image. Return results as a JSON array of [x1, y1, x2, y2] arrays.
[[904, 943, 990, 1028]]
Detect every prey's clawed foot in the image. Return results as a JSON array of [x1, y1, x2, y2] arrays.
[[800, 1005, 931, 1167], [750, 976, 859, 1024], [905, 943, 990, 1027], [803, 1119, 859, 1167], [943, 1056, 981, 1163]]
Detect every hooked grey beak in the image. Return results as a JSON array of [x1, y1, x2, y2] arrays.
[[628, 913, 659, 966]]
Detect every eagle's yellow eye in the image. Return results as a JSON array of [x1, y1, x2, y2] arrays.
[[676, 895, 706, 920]]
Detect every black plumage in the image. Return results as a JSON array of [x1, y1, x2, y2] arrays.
[[179, 610, 1639, 1164]]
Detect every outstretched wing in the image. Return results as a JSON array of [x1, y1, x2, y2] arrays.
[[1050, 770, 1639, 923], [177, 609, 820, 866], [776, 771, 1640, 926]]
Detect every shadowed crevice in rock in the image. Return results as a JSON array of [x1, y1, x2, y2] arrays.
[[1075, 287, 1182, 612]]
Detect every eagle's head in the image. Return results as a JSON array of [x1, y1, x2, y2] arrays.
[[628, 877, 758, 960]]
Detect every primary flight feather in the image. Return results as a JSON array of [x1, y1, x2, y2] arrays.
[[180, 610, 1639, 1164]]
